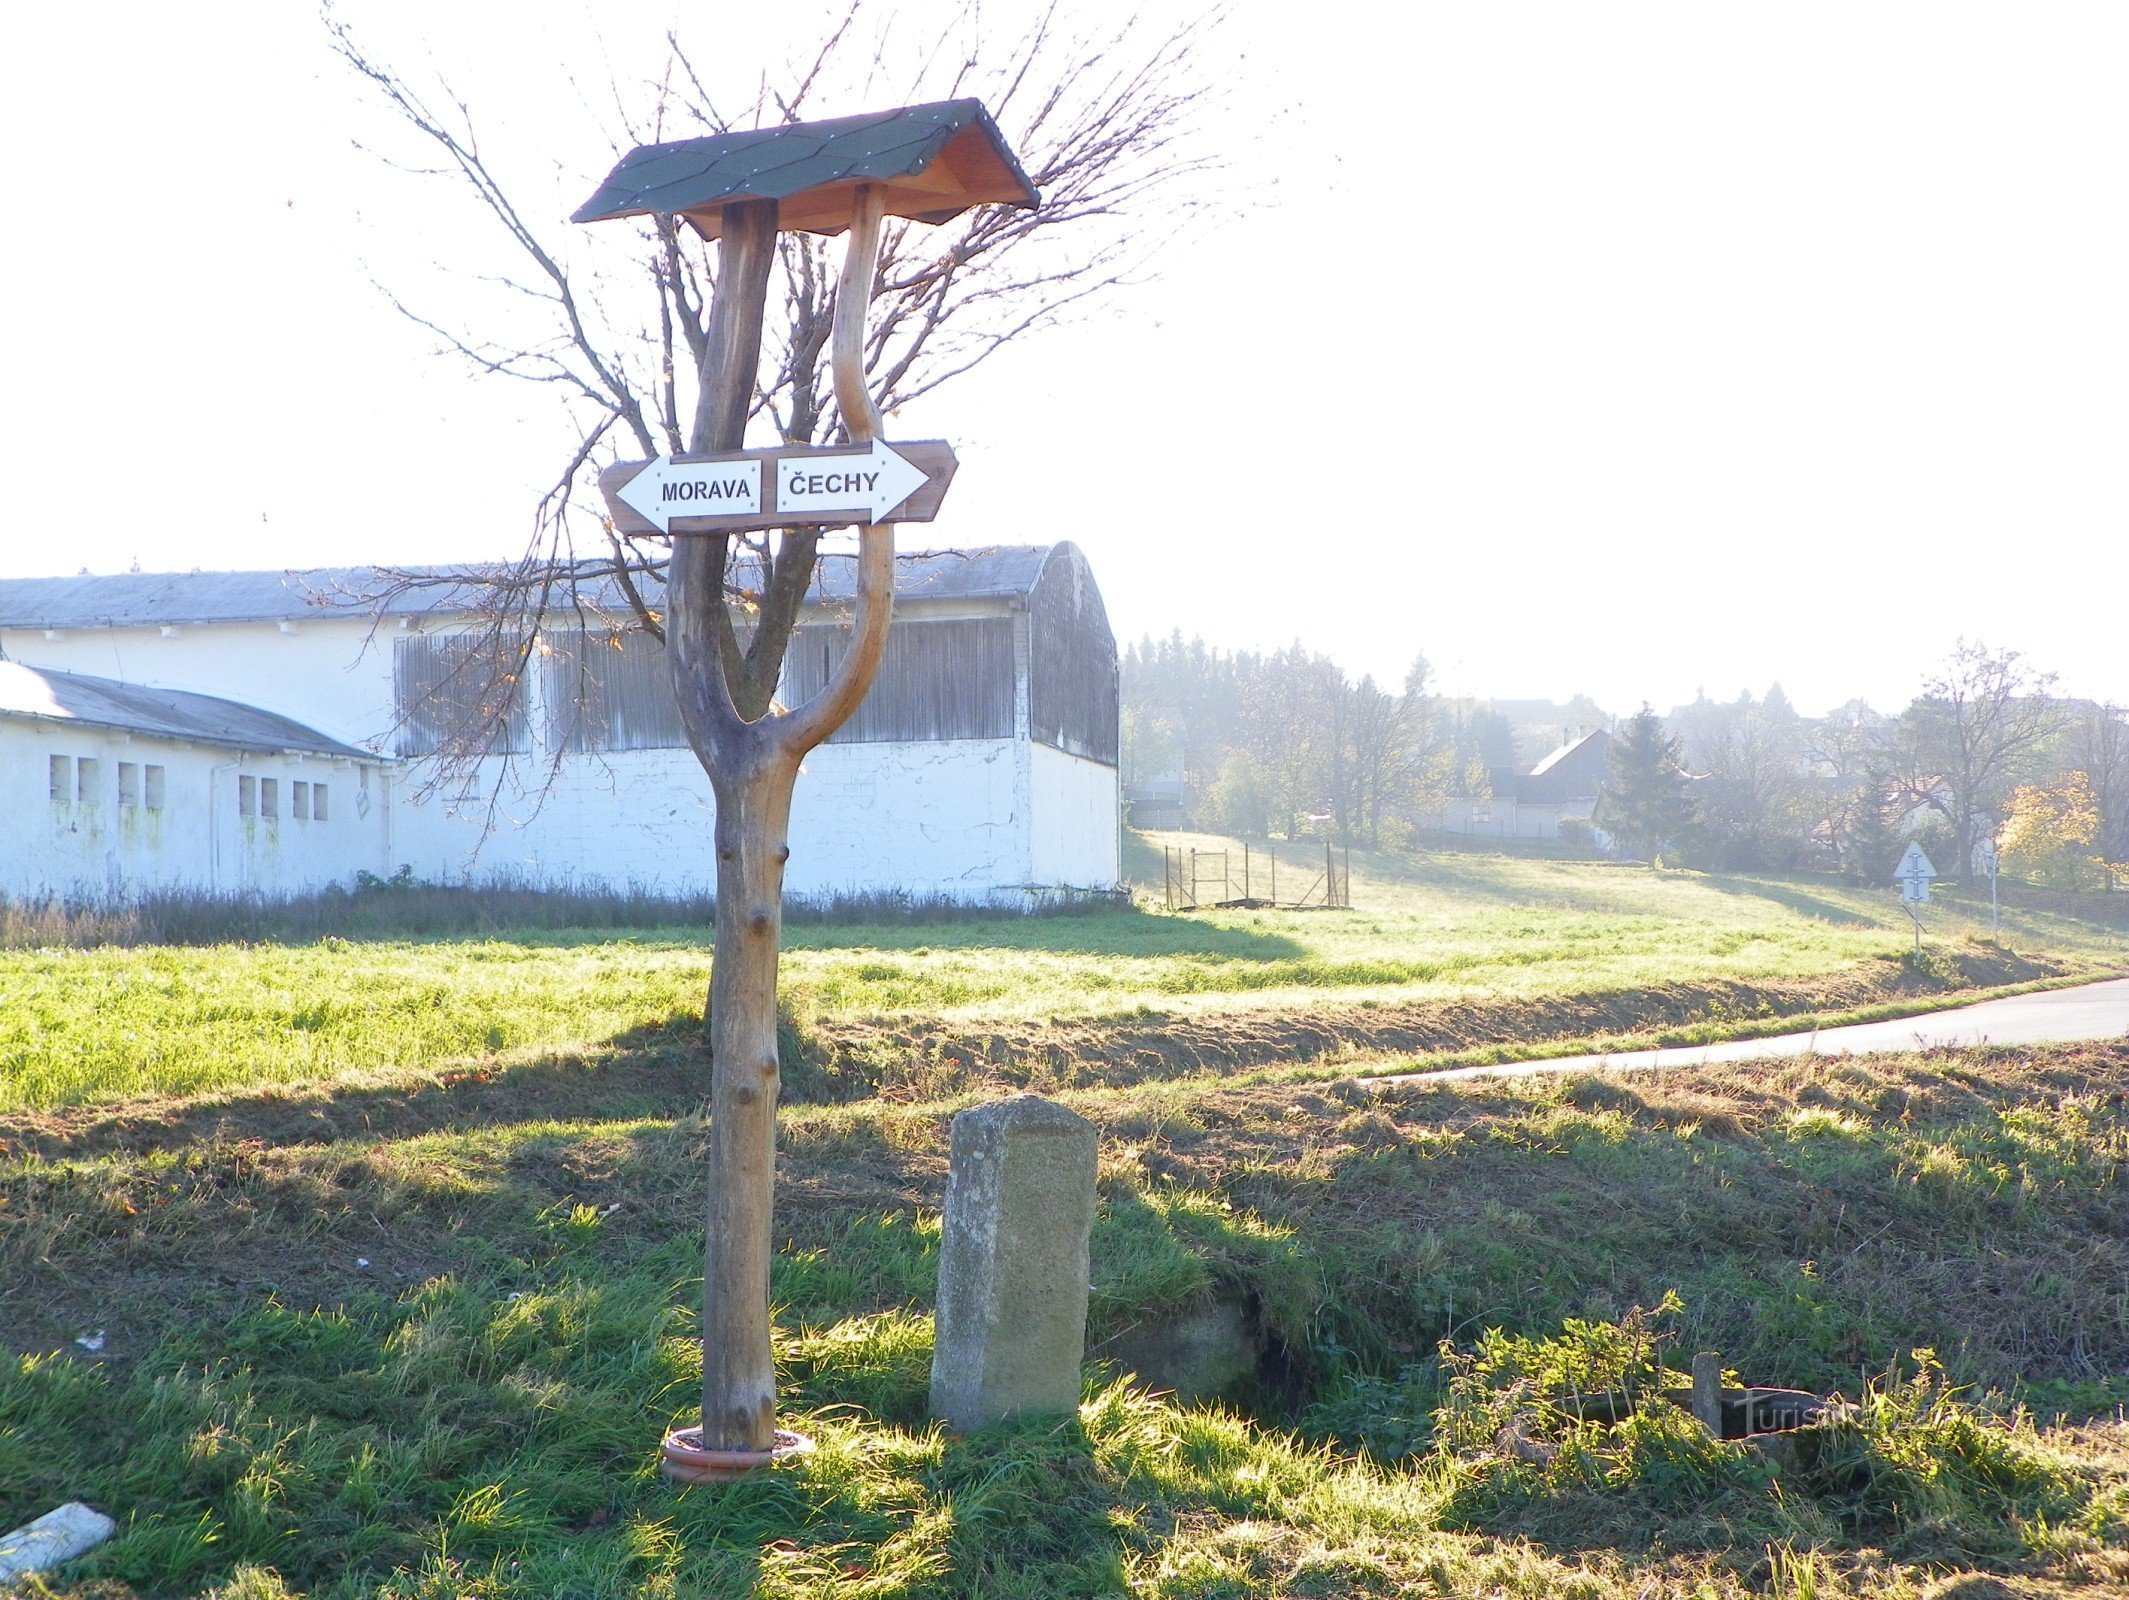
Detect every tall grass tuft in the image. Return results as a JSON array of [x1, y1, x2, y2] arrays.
[[0, 875, 1127, 951]]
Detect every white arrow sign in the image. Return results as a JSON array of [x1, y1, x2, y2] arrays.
[[1972, 837, 1999, 878], [775, 438, 929, 522], [1893, 841, 1937, 904], [616, 456, 763, 534]]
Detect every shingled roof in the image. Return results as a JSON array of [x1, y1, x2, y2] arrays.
[[572, 98, 1038, 240], [0, 661, 374, 759]]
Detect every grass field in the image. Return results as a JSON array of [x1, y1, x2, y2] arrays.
[[5, 1042, 2127, 1597], [3, 835, 2124, 1112], [6, 837, 2128, 1595]]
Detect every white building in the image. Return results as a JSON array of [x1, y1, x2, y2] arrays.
[[0, 544, 1120, 905], [0, 661, 394, 900]]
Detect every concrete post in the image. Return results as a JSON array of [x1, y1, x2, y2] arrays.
[[929, 1094, 1098, 1432]]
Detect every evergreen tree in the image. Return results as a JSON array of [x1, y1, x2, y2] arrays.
[[1600, 705, 1696, 864], [1842, 765, 1903, 884]]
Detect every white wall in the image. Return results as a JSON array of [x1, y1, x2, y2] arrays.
[[7, 606, 1118, 902], [790, 738, 1031, 901], [0, 720, 391, 901], [1029, 742, 1121, 892], [386, 739, 1036, 902]]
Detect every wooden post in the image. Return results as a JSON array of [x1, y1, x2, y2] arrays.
[[1691, 1351, 1725, 1436], [666, 186, 900, 1461]]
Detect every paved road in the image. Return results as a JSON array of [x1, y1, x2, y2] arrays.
[[1372, 975, 2129, 1087]]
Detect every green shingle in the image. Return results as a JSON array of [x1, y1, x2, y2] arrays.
[[571, 98, 1037, 235]]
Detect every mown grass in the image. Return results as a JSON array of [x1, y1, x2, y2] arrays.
[[4, 1044, 2127, 1596], [3, 836, 2124, 1112]]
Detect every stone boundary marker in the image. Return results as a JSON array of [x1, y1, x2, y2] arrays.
[[929, 1094, 1098, 1432], [0, 1502, 116, 1581]]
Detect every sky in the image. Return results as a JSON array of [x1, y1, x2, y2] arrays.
[[3, 1, 2124, 718]]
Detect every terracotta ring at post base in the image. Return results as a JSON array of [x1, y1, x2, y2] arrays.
[[660, 1426, 817, 1483]]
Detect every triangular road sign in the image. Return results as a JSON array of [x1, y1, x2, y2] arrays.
[[1892, 842, 1937, 884], [1893, 842, 1937, 905]]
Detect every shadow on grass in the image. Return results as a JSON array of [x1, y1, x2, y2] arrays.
[[1695, 871, 1885, 927], [4, 1019, 715, 1161]]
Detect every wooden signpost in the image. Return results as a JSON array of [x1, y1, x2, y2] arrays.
[[574, 99, 1038, 1483]]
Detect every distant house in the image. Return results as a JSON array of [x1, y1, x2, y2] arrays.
[[0, 544, 1120, 905], [1122, 767, 1185, 830], [1430, 728, 1612, 842]]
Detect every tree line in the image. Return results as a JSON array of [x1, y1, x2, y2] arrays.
[[1123, 635, 1462, 848], [1124, 635, 2129, 890]]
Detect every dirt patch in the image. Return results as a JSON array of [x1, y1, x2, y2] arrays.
[[0, 947, 2078, 1164]]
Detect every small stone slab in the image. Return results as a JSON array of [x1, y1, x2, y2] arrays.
[[0, 1502, 117, 1581], [929, 1095, 1098, 1432]]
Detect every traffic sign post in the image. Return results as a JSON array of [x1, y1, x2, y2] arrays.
[[1892, 842, 1937, 955]]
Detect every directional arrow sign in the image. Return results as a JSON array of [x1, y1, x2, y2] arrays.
[[616, 457, 762, 534], [598, 440, 957, 538], [775, 439, 930, 522], [1893, 842, 1938, 904]]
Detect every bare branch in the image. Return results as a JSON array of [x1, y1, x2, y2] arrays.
[[332, 0, 1222, 828]]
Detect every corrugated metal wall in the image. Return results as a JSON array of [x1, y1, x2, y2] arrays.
[[1028, 551, 1120, 766], [535, 618, 1016, 750], [396, 595, 1105, 761], [540, 630, 689, 752], [783, 619, 1015, 744], [392, 634, 531, 757]]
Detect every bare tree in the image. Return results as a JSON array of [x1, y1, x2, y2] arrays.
[[1338, 658, 1445, 849], [1888, 640, 2060, 881], [1806, 699, 1899, 879], [327, 3, 1219, 1466], [325, 0, 1219, 792], [1679, 690, 1816, 871]]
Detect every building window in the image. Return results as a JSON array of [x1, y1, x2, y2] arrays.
[[49, 755, 69, 802], [144, 766, 165, 811], [312, 782, 329, 822], [118, 762, 140, 807], [261, 778, 279, 820], [239, 775, 256, 817], [292, 781, 310, 821], [76, 758, 101, 805]]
